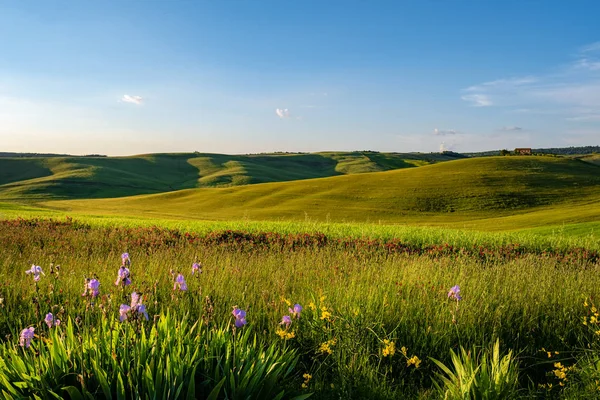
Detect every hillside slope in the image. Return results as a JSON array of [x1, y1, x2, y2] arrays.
[[46, 156, 600, 226], [0, 152, 463, 200]]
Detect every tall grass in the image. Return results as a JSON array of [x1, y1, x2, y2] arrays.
[[1, 221, 599, 398]]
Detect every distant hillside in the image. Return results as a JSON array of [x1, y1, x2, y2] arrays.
[[465, 145, 600, 157], [47, 156, 600, 227], [0, 151, 465, 200]]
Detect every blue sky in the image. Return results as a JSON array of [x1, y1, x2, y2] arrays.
[[1, 0, 599, 155]]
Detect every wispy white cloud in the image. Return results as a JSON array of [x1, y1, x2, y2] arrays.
[[461, 42, 600, 122], [580, 42, 600, 53], [275, 108, 290, 118], [500, 126, 523, 131], [461, 94, 492, 107], [121, 95, 143, 105], [433, 128, 458, 135]]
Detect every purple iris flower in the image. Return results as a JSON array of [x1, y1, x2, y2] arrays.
[[131, 292, 140, 308], [192, 262, 202, 275], [448, 285, 462, 301], [25, 265, 44, 282], [119, 292, 149, 322], [44, 312, 60, 328], [281, 315, 292, 328], [115, 266, 131, 286], [82, 278, 101, 297], [119, 304, 131, 322], [174, 274, 188, 291], [289, 304, 303, 318], [121, 253, 130, 266], [136, 304, 149, 320], [19, 327, 35, 348], [232, 307, 247, 328]]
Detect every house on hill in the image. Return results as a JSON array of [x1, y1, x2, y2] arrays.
[[514, 148, 532, 155]]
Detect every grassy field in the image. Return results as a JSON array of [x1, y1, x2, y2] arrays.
[[1, 220, 600, 399], [32, 156, 600, 232], [2, 152, 600, 398], [0, 151, 463, 201]]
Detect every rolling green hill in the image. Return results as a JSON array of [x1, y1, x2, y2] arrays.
[[44, 156, 600, 229], [0, 151, 463, 200]]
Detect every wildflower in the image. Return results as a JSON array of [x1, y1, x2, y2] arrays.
[[44, 312, 60, 328], [301, 373, 312, 389], [281, 315, 292, 328], [275, 327, 295, 340], [20, 327, 35, 348], [232, 306, 247, 328], [121, 253, 130, 266], [281, 296, 292, 306], [382, 339, 396, 357], [407, 355, 421, 368], [115, 266, 131, 286], [448, 285, 462, 301], [192, 262, 202, 275], [318, 338, 337, 355], [173, 273, 188, 291], [308, 301, 316, 311], [25, 265, 44, 282], [120, 292, 149, 322], [119, 304, 131, 322], [320, 306, 331, 321], [289, 304, 303, 318], [82, 278, 101, 297]]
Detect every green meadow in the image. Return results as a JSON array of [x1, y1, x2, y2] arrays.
[[1, 152, 600, 399]]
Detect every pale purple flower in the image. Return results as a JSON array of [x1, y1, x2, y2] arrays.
[[119, 292, 149, 322], [289, 304, 303, 318], [19, 327, 35, 348], [82, 278, 100, 297], [174, 273, 188, 291], [232, 307, 247, 328], [25, 265, 44, 282], [192, 262, 202, 275], [119, 304, 131, 322], [448, 285, 462, 301], [136, 304, 149, 320], [121, 253, 130, 266], [281, 315, 292, 328], [115, 266, 131, 286], [44, 312, 60, 328], [131, 292, 141, 309]]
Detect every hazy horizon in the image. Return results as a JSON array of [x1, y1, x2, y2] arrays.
[[1, 1, 599, 156]]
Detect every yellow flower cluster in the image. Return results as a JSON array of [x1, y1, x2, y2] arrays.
[[583, 299, 600, 328], [382, 339, 396, 357], [308, 301, 316, 311], [318, 338, 337, 355], [301, 373, 312, 389], [407, 355, 421, 368], [552, 362, 574, 386], [275, 328, 295, 340], [320, 306, 332, 321], [280, 296, 292, 307]]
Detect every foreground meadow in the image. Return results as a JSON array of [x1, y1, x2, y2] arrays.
[[1, 219, 600, 399]]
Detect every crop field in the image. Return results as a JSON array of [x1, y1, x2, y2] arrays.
[[1, 153, 600, 399]]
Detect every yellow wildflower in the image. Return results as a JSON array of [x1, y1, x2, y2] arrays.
[[318, 338, 337, 355], [400, 346, 408, 356], [382, 339, 396, 357], [407, 355, 421, 368], [320, 306, 332, 320], [308, 301, 316, 311], [301, 373, 312, 389]]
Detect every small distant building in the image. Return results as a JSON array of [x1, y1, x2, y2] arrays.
[[514, 148, 532, 155]]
